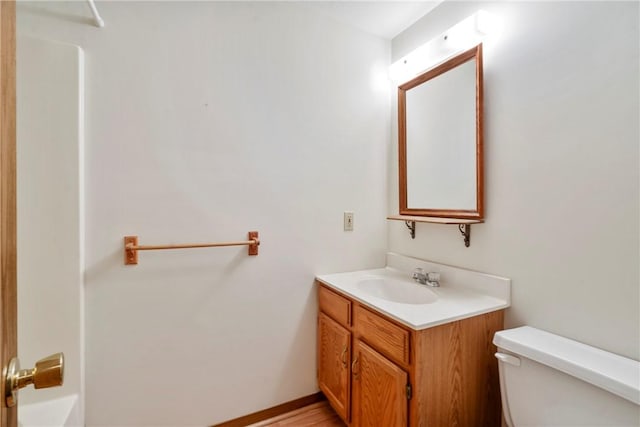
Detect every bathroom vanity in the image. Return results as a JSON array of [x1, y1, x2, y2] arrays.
[[316, 253, 510, 426]]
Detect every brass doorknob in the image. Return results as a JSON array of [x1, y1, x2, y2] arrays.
[[5, 352, 64, 407]]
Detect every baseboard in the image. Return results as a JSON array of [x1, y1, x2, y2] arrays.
[[211, 392, 325, 427]]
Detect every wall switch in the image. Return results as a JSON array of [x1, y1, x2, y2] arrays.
[[344, 211, 354, 231]]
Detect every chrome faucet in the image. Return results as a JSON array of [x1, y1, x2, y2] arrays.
[[412, 268, 427, 284], [412, 268, 440, 287]]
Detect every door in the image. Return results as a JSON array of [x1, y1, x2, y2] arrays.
[[352, 340, 408, 427], [1, 4, 65, 427], [317, 312, 351, 422], [1, 1, 18, 426]]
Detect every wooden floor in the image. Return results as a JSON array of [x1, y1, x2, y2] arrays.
[[248, 401, 346, 427]]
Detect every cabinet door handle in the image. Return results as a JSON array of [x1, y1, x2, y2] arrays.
[[352, 355, 359, 380], [341, 345, 348, 368]]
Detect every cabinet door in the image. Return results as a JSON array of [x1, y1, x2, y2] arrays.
[[352, 340, 408, 427], [318, 312, 351, 422]]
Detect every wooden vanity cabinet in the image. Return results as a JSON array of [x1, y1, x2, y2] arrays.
[[317, 282, 504, 427], [317, 312, 351, 421], [352, 339, 408, 426]]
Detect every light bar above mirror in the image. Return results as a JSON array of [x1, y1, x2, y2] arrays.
[[389, 10, 502, 84]]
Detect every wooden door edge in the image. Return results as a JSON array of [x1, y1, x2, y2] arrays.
[[0, 1, 17, 426]]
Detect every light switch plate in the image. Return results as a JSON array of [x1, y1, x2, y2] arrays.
[[344, 211, 354, 231]]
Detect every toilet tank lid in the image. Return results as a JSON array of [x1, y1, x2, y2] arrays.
[[494, 326, 640, 405]]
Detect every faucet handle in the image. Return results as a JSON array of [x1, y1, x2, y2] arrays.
[[412, 267, 424, 279], [426, 272, 440, 287]]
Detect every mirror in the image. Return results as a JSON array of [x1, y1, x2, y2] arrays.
[[398, 44, 483, 219]]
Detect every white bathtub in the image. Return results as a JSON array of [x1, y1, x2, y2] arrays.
[[19, 395, 81, 427]]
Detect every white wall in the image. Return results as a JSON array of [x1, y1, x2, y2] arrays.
[[390, 1, 639, 360], [18, 2, 389, 425], [17, 35, 84, 423]]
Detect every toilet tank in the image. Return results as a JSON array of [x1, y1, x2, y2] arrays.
[[493, 326, 640, 427]]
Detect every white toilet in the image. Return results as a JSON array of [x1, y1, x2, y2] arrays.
[[494, 326, 640, 426]]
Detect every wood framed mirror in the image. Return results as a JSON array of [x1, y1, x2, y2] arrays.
[[398, 44, 483, 219]]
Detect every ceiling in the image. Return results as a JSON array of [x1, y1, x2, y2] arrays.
[[300, 1, 442, 40], [18, 0, 441, 40]]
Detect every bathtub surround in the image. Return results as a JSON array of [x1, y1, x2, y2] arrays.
[[390, 1, 640, 360], [18, 395, 81, 427], [16, 36, 85, 423], [18, 2, 388, 425]]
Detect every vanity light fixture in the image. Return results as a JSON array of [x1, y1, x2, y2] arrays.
[[389, 10, 501, 84]]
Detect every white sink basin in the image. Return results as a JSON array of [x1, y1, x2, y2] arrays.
[[357, 276, 438, 305]]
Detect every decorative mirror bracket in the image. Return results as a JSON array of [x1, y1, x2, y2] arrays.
[[388, 216, 480, 247], [405, 221, 416, 239], [458, 224, 471, 247]]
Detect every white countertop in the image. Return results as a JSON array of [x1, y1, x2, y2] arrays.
[[316, 253, 511, 330]]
